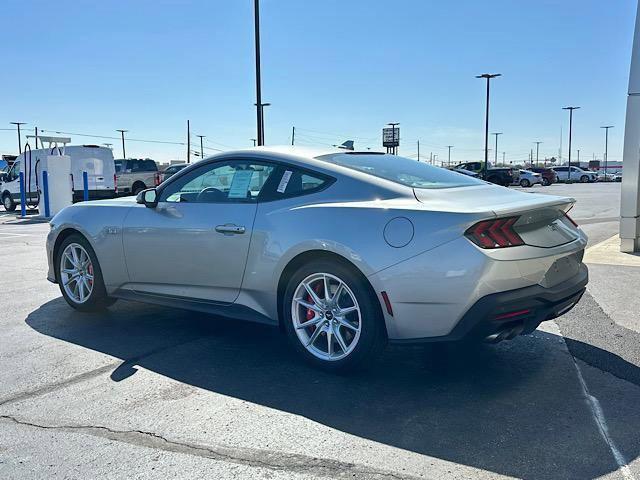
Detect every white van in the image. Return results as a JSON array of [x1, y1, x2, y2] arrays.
[[0, 145, 116, 211]]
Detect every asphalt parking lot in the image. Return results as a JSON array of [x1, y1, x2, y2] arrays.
[[1, 182, 639, 480]]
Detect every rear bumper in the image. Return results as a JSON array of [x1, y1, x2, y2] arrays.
[[390, 263, 588, 344]]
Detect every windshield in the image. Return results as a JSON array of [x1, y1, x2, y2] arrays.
[[317, 153, 485, 189]]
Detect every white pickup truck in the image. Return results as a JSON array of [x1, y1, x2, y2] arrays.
[[114, 158, 160, 195]]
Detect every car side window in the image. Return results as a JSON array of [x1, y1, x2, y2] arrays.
[[262, 167, 331, 201], [7, 161, 20, 181], [160, 160, 275, 203]]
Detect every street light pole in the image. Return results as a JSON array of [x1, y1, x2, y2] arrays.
[[196, 135, 205, 159], [563, 106, 580, 181], [250, 138, 257, 146], [601, 126, 614, 180], [447, 145, 454, 166], [253, 0, 264, 146], [534, 141, 542, 167], [476, 73, 501, 177], [492, 132, 502, 165], [116, 129, 128, 159], [10, 122, 26, 154]]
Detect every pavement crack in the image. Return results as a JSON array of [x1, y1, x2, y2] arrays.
[[0, 415, 423, 480], [0, 363, 118, 407]]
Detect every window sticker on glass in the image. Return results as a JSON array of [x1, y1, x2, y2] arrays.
[[228, 170, 254, 198], [277, 170, 293, 193]]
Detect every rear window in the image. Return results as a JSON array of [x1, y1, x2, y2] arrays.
[[317, 153, 485, 189]]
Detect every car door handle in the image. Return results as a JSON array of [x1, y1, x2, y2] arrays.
[[215, 224, 246, 235]]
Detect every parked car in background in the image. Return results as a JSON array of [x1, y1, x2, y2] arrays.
[[614, 172, 623, 182], [161, 163, 188, 182], [455, 162, 517, 186], [514, 170, 542, 187], [552, 166, 597, 183], [47, 146, 588, 371], [529, 167, 558, 186], [596, 172, 616, 182], [114, 158, 161, 195]]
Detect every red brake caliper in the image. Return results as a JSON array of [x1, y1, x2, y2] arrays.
[[87, 263, 94, 287], [305, 282, 325, 328]]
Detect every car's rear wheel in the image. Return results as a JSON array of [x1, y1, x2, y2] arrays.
[[519, 178, 530, 188], [283, 260, 386, 372], [132, 182, 147, 195], [55, 234, 116, 311], [541, 178, 550, 186], [2, 193, 16, 212]]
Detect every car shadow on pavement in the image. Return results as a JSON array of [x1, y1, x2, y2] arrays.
[[26, 297, 640, 480]]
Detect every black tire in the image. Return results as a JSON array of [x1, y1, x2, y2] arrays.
[[542, 178, 550, 186], [519, 179, 530, 188], [55, 233, 117, 312], [132, 182, 147, 195], [282, 259, 387, 372], [580, 175, 589, 183], [2, 193, 16, 212]]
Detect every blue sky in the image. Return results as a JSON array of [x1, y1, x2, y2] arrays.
[[1, 0, 636, 164]]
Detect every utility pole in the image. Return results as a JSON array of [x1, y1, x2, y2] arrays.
[[601, 125, 614, 179], [253, 0, 264, 146], [116, 129, 128, 159], [563, 106, 580, 181], [491, 133, 502, 165], [417, 140, 420, 161], [196, 135, 205, 159], [250, 138, 257, 146], [187, 120, 191, 164], [476, 73, 501, 177], [34, 126, 39, 149], [430, 152, 433, 164], [291, 126, 295, 146], [577, 149, 580, 166], [534, 141, 542, 167], [10, 122, 26, 154]]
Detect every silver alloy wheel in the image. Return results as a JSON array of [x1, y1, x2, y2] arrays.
[[291, 272, 362, 361], [60, 243, 94, 304], [3, 195, 11, 209]]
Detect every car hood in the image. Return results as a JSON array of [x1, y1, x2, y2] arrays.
[[78, 196, 137, 207], [413, 184, 574, 217]]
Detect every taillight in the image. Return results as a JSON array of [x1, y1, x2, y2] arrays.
[[114, 174, 118, 194], [465, 216, 524, 249], [154, 172, 161, 186], [564, 212, 578, 227]]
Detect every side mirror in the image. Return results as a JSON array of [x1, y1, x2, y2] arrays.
[[136, 188, 158, 208]]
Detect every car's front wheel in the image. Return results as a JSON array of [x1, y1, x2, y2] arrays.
[[2, 193, 16, 212], [519, 178, 530, 188], [55, 234, 117, 311], [283, 260, 386, 372], [580, 175, 589, 183]]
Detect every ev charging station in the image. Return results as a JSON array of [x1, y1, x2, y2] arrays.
[[24, 135, 73, 219]]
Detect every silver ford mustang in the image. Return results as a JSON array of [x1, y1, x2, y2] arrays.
[[46, 146, 588, 371]]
